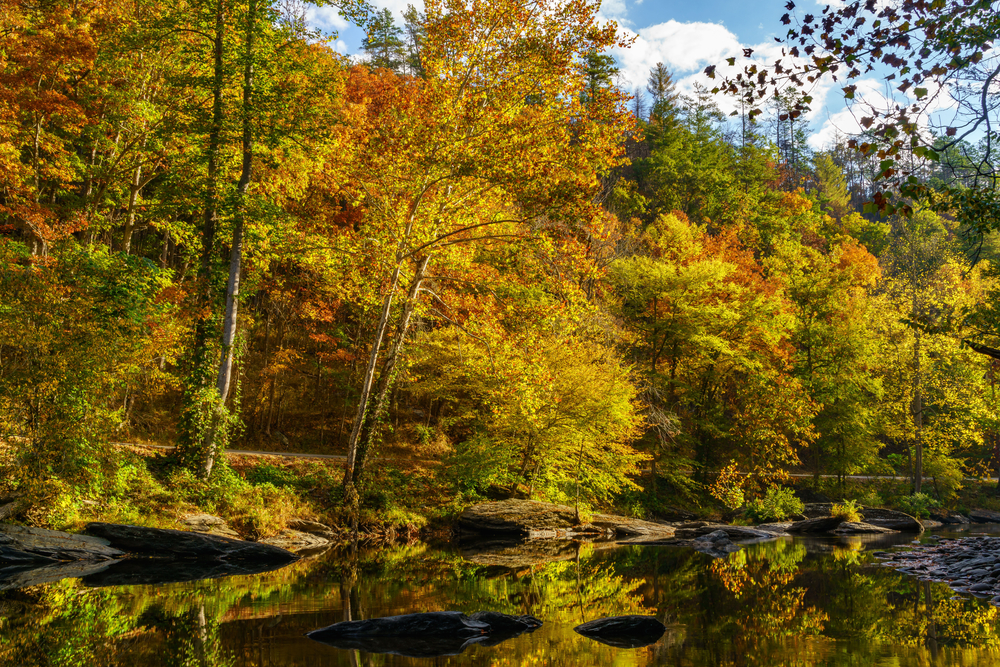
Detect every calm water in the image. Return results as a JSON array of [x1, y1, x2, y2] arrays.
[[4, 526, 1000, 666]]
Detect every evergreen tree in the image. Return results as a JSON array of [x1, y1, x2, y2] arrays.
[[814, 152, 852, 220], [646, 62, 679, 127], [363, 8, 406, 72]]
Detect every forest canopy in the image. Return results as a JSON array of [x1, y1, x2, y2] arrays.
[[2, 0, 1000, 525]]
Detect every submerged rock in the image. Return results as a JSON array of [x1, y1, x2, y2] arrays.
[[0, 560, 115, 591], [308, 611, 490, 640], [588, 513, 676, 540], [460, 538, 581, 568], [574, 615, 666, 648], [675, 525, 774, 540], [84, 522, 298, 563]]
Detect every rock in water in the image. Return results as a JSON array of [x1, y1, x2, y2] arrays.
[[574, 615, 666, 648], [0, 525, 124, 562], [786, 517, 844, 534], [307, 611, 490, 642], [833, 522, 898, 534], [969, 509, 1000, 524], [859, 508, 923, 532], [459, 500, 674, 540], [84, 523, 297, 562], [459, 500, 576, 535], [468, 611, 542, 634]]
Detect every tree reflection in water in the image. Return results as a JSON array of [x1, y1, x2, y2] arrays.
[[2, 539, 1000, 665]]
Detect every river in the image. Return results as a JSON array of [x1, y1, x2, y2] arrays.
[[3, 525, 1000, 666]]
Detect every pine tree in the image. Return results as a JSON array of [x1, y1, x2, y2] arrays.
[[364, 8, 406, 72]]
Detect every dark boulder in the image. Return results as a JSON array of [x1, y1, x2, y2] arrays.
[[929, 510, 969, 525], [84, 523, 298, 562], [574, 615, 666, 648], [468, 611, 542, 634], [860, 508, 923, 532], [970, 509, 1000, 524], [307, 611, 490, 642], [786, 517, 844, 534]]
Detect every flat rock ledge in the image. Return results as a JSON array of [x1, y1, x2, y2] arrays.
[[0, 522, 299, 590], [84, 522, 298, 562], [876, 536, 1000, 605], [794, 505, 922, 533], [459, 500, 675, 541]]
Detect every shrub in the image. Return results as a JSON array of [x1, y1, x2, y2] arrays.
[[831, 499, 862, 523], [745, 485, 804, 522], [709, 462, 745, 510], [858, 489, 883, 508], [898, 492, 940, 519]]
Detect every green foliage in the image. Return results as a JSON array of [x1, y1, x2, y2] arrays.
[[857, 489, 884, 508], [745, 485, 805, 522], [897, 492, 940, 519], [0, 240, 178, 495], [409, 327, 645, 508], [831, 499, 862, 523]]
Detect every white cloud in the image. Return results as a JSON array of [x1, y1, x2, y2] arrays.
[[612, 19, 838, 125], [613, 20, 742, 90], [306, 5, 350, 33], [598, 0, 629, 22]]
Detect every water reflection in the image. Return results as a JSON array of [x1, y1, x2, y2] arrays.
[[1, 534, 1000, 665]]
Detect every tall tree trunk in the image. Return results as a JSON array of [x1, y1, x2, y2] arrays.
[[179, 0, 225, 464], [122, 163, 143, 254], [201, 0, 255, 478], [913, 324, 923, 494], [351, 255, 431, 484], [342, 266, 402, 487]]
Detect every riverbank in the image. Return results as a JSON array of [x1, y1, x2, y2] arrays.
[[5, 441, 1000, 550]]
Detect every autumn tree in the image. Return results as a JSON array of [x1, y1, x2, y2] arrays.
[[331, 0, 633, 494]]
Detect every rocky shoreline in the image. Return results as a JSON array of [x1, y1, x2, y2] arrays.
[[876, 536, 1000, 605], [458, 500, 928, 558]]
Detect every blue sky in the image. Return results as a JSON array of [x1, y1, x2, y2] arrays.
[[308, 0, 867, 149]]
